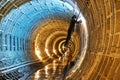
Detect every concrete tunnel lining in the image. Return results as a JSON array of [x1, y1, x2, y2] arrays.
[[0, 0, 120, 80]]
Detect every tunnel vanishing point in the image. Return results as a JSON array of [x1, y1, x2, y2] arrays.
[[0, 0, 120, 80]]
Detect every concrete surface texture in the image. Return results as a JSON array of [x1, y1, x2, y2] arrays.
[[0, 0, 120, 80]]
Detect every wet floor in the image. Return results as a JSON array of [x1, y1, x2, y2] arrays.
[[26, 59, 69, 80]]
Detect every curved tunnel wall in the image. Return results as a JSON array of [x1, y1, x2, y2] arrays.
[[0, 0, 120, 80], [73, 0, 120, 80]]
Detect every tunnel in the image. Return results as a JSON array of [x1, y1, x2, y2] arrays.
[[0, 0, 120, 80]]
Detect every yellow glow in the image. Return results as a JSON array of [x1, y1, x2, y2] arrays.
[[33, 19, 70, 63], [34, 70, 40, 79], [35, 49, 42, 61], [45, 48, 52, 58], [45, 66, 48, 74], [53, 49, 56, 53], [53, 60, 56, 69]]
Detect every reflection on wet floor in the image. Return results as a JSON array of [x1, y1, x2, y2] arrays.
[[26, 59, 68, 80]]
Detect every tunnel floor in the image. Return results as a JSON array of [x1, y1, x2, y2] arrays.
[[26, 58, 72, 80]]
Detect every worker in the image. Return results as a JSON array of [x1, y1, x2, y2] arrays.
[[62, 15, 82, 80], [64, 15, 82, 48], [64, 15, 77, 48]]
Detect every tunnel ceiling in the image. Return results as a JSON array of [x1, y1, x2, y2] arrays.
[[0, 0, 120, 80]]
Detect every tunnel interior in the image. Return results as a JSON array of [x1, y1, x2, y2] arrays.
[[0, 0, 120, 80]]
